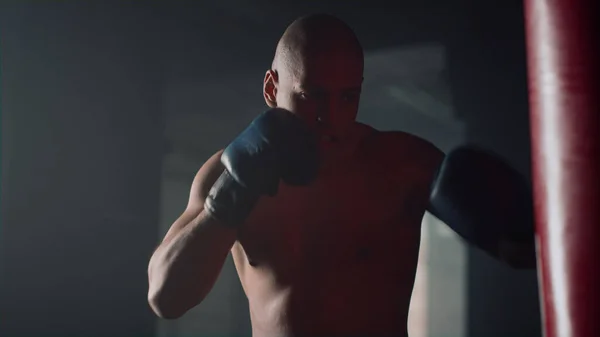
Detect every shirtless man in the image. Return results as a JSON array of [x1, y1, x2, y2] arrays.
[[147, 14, 535, 337]]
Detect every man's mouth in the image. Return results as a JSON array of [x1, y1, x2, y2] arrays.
[[320, 134, 337, 143]]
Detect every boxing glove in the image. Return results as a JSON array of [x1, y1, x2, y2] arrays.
[[204, 108, 319, 226], [428, 146, 535, 258]]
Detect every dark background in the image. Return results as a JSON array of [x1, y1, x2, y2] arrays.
[[0, 1, 540, 336]]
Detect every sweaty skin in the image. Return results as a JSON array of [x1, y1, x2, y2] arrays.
[[150, 14, 444, 336]]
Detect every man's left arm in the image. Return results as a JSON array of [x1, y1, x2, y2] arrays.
[[426, 145, 537, 269]]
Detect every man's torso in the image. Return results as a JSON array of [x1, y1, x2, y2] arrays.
[[231, 125, 440, 336]]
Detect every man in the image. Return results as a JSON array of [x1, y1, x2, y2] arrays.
[[147, 14, 535, 337]]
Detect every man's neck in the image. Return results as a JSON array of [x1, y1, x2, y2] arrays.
[[318, 122, 375, 172]]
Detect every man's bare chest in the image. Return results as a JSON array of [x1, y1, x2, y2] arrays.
[[236, 163, 426, 276]]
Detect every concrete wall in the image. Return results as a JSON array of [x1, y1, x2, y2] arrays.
[[0, 3, 164, 336]]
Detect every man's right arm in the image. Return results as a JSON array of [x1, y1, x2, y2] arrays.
[[147, 150, 237, 319], [147, 108, 320, 319]]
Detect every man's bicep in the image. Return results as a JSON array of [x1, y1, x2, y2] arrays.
[[161, 150, 225, 245], [187, 149, 225, 211]]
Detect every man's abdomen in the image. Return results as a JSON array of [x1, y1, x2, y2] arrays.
[[242, 259, 416, 337]]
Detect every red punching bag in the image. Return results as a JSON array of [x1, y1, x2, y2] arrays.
[[524, 0, 599, 336]]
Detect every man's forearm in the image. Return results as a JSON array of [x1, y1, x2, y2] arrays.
[[147, 210, 237, 318]]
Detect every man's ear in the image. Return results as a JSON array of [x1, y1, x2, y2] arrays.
[[263, 70, 278, 108]]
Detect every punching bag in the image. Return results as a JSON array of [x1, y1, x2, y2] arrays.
[[524, 0, 599, 337]]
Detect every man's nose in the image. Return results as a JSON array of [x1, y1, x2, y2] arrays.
[[316, 97, 338, 127], [316, 111, 331, 130]]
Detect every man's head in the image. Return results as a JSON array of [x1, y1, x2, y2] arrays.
[[263, 14, 364, 145]]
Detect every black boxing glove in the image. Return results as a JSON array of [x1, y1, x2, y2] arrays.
[[204, 108, 319, 226], [428, 146, 535, 260]]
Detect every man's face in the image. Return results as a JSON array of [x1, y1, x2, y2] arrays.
[[264, 49, 364, 147]]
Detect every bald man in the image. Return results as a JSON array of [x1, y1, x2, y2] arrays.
[[147, 14, 535, 337]]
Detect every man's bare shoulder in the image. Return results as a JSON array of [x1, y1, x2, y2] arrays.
[[361, 128, 444, 169]]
